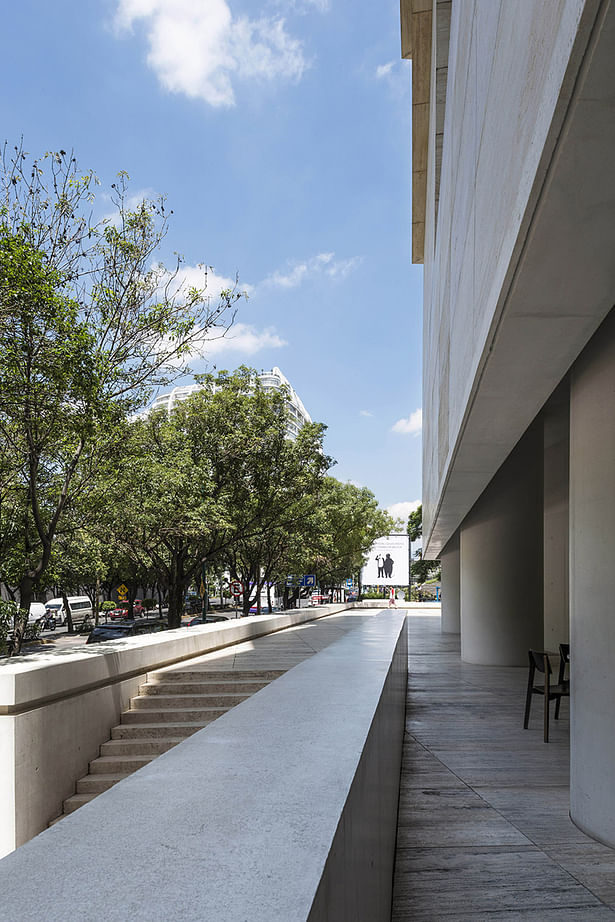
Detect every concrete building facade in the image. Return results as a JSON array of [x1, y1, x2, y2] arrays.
[[402, 0, 615, 847]]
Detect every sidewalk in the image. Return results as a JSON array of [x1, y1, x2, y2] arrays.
[[392, 613, 615, 920]]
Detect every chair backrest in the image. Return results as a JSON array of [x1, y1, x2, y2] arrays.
[[529, 649, 552, 675], [558, 642, 570, 684]]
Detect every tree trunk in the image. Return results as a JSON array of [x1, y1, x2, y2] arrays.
[[242, 583, 252, 617], [10, 576, 35, 656], [94, 576, 100, 626], [168, 580, 184, 628], [167, 553, 186, 629], [63, 591, 74, 633]]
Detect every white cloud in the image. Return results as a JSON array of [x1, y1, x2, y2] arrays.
[[164, 263, 253, 301], [386, 500, 420, 521], [374, 59, 411, 99], [359, 410, 373, 417], [264, 252, 361, 289], [153, 263, 276, 367], [101, 187, 157, 225], [114, 0, 308, 108], [273, 0, 330, 12], [196, 322, 287, 357], [159, 322, 286, 368], [392, 408, 422, 436], [376, 61, 395, 79]]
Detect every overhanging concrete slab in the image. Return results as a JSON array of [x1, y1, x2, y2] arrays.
[[425, 0, 615, 556]]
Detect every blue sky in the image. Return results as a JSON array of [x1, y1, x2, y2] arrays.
[[1, 0, 423, 520]]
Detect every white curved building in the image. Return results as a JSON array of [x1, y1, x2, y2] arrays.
[[147, 367, 311, 441]]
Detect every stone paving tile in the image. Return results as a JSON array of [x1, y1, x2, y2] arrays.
[[544, 843, 615, 907], [392, 845, 614, 920], [474, 784, 589, 847], [393, 613, 615, 920]]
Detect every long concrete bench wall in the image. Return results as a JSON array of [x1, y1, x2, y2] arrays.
[[0, 605, 348, 857], [0, 610, 408, 922]]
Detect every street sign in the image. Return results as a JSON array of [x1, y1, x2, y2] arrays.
[[300, 575, 316, 587], [286, 575, 301, 588], [117, 584, 128, 598], [230, 581, 243, 597], [345, 578, 353, 588]]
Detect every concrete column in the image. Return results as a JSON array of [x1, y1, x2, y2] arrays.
[[460, 420, 544, 665], [569, 310, 615, 847], [543, 381, 570, 650], [440, 531, 460, 633]]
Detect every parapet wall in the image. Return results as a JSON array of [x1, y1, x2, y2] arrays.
[[0, 610, 408, 922], [0, 605, 348, 856]]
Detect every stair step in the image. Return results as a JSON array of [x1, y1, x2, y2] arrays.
[[101, 738, 184, 757], [121, 707, 227, 724], [111, 722, 208, 739], [139, 680, 268, 696], [149, 669, 285, 683], [58, 664, 280, 818], [76, 773, 130, 794], [131, 693, 250, 709], [62, 793, 96, 814], [89, 754, 154, 774]]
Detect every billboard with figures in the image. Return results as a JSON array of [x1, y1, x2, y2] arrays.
[[362, 534, 410, 586]]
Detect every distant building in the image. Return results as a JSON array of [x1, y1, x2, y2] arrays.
[[146, 367, 311, 441]]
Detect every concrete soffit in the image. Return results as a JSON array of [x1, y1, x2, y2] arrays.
[[424, 0, 615, 558]]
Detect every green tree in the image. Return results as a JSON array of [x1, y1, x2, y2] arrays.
[[0, 146, 242, 653], [220, 418, 332, 616], [97, 368, 322, 627], [406, 504, 441, 586], [309, 479, 395, 589], [407, 505, 423, 542]]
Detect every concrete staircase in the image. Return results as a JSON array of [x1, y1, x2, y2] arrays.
[[51, 669, 285, 823]]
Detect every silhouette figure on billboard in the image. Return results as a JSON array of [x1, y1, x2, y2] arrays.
[[376, 554, 384, 578], [383, 554, 394, 578]]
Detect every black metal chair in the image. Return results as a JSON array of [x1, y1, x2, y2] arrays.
[[554, 643, 570, 720], [523, 649, 570, 742]]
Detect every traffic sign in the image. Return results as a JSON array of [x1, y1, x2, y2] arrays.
[[345, 578, 353, 588], [117, 584, 128, 598], [300, 574, 316, 587], [230, 581, 243, 597]]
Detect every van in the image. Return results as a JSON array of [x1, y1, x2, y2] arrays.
[[27, 602, 47, 624], [44, 596, 93, 626]]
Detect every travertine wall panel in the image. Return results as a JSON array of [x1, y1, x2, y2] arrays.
[[422, 0, 594, 552]]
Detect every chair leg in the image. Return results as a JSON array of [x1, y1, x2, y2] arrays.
[[543, 667, 550, 743], [523, 664, 534, 729], [555, 694, 561, 720]]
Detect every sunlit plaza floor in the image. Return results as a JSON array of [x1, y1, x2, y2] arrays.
[[392, 614, 615, 920]]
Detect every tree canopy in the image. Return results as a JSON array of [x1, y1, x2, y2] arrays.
[[0, 146, 243, 650]]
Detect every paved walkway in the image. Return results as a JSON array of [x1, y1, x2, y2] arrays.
[[392, 613, 615, 920], [155, 608, 379, 675]]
